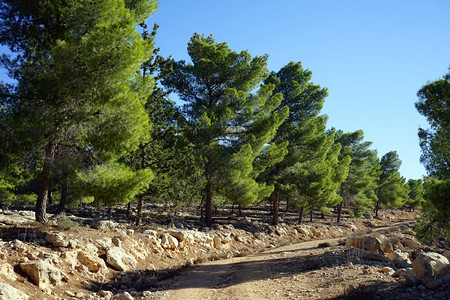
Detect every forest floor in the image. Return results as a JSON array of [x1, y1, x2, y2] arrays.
[[0, 204, 449, 300]]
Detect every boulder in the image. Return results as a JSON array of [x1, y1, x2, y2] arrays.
[[413, 252, 449, 279], [46, 232, 69, 247], [213, 235, 221, 250], [345, 235, 383, 253], [77, 251, 108, 273], [20, 260, 68, 291], [160, 234, 179, 250], [402, 237, 421, 249], [0, 263, 17, 281], [0, 283, 29, 300], [379, 266, 395, 275], [106, 247, 137, 272], [362, 251, 390, 263], [297, 227, 312, 237], [94, 220, 119, 231], [96, 237, 112, 252]]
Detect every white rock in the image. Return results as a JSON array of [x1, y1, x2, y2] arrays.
[[45, 232, 69, 247], [0, 263, 17, 281], [106, 247, 137, 272], [345, 235, 383, 253], [112, 292, 134, 300], [96, 237, 112, 251], [0, 282, 29, 300], [213, 235, 221, 250], [379, 266, 395, 275], [95, 220, 119, 231], [20, 260, 67, 291], [160, 233, 179, 250], [413, 252, 449, 279], [112, 236, 122, 247], [77, 251, 108, 273]]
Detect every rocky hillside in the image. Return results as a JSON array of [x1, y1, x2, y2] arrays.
[[0, 209, 448, 299]]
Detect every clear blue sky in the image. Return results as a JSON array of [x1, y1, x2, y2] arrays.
[[149, 0, 450, 180]]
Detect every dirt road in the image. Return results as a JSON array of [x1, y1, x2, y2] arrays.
[[152, 238, 342, 300], [144, 220, 438, 300]]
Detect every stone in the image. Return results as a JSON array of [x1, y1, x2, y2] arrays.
[[112, 292, 134, 300], [0, 263, 17, 281], [99, 290, 113, 300], [413, 252, 449, 279], [106, 247, 137, 272], [213, 235, 221, 250], [160, 233, 179, 250], [20, 260, 68, 291], [77, 251, 108, 273], [345, 235, 383, 253], [423, 279, 440, 290], [112, 237, 122, 248], [379, 266, 395, 275], [402, 237, 420, 249], [297, 227, 312, 236], [96, 237, 112, 251], [46, 232, 69, 247], [94, 220, 119, 231], [0, 283, 29, 300], [362, 251, 390, 263]]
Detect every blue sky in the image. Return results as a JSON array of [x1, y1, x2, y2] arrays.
[[149, 0, 450, 180]]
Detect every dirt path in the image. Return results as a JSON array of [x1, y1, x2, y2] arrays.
[[145, 220, 418, 300], [154, 238, 341, 300]]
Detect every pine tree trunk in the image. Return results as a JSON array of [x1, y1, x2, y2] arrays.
[[136, 194, 144, 226], [48, 189, 53, 205], [271, 189, 279, 226], [56, 183, 67, 214], [337, 201, 343, 223], [35, 143, 55, 223], [375, 201, 380, 217], [285, 198, 290, 213], [205, 182, 213, 225], [309, 207, 313, 222], [230, 203, 235, 215], [127, 202, 131, 216], [238, 203, 242, 216], [298, 206, 304, 224], [136, 146, 146, 226]]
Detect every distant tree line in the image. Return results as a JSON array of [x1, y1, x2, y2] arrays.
[[0, 0, 441, 241]]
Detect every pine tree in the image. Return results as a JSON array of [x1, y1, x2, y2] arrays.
[[375, 151, 409, 216], [334, 130, 381, 221], [261, 61, 330, 225], [0, 0, 158, 222], [163, 34, 288, 225], [415, 69, 450, 244]]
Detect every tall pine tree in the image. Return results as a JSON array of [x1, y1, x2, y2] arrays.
[[0, 0, 158, 221], [163, 34, 288, 225]]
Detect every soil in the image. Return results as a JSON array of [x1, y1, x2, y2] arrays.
[[0, 205, 449, 300]]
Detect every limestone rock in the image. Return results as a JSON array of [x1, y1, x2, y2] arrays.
[[379, 266, 395, 275], [160, 233, 179, 250], [20, 260, 67, 291], [96, 237, 112, 252], [213, 235, 221, 250], [402, 237, 420, 249], [362, 251, 390, 263], [345, 235, 383, 253], [46, 232, 69, 247], [0, 263, 17, 281], [0, 282, 29, 300], [112, 292, 134, 300], [77, 251, 108, 273], [413, 252, 449, 279], [106, 247, 137, 272], [94, 220, 119, 231]]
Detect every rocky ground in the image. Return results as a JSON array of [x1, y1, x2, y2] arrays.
[[0, 206, 449, 299]]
